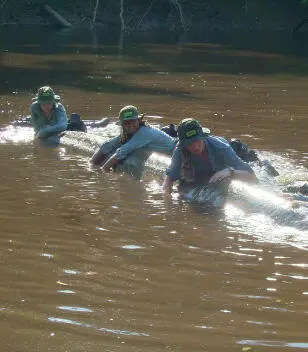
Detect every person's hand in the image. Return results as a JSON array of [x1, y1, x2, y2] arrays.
[[209, 168, 232, 184], [101, 154, 118, 172], [34, 134, 44, 141], [281, 193, 294, 201], [163, 190, 173, 200], [102, 164, 111, 172], [162, 176, 173, 197]]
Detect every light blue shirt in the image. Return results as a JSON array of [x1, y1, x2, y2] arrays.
[[166, 135, 254, 181], [100, 125, 176, 160], [30, 101, 67, 138]]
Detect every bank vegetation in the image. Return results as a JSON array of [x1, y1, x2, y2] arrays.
[[1, 0, 308, 34]]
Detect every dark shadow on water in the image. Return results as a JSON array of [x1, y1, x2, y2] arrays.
[[0, 60, 192, 98]]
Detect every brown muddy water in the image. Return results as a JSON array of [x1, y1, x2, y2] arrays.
[[0, 27, 307, 351]]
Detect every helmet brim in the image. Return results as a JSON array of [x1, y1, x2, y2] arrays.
[[181, 134, 205, 147]]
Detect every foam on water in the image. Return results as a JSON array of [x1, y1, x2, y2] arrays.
[[1, 122, 307, 248]]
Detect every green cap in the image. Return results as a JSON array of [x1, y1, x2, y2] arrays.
[[177, 118, 208, 147], [119, 105, 139, 125], [35, 86, 59, 104]]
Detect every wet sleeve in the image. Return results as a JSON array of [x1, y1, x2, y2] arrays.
[[293, 194, 308, 202], [30, 104, 41, 134], [222, 145, 254, 173], [165, 146, 182, 181], [99, 136, 122, 155], [36, 105, 68, 138], [114, 127, 154, 160]]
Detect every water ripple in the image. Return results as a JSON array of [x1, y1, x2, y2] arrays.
[[48, 317, 150, 337], [57, 306, 93, 313], [238, 340, 308, 349]]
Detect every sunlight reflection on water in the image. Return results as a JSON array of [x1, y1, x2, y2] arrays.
[[48, 317, 150, 337], [1, 36, 308, 351], [238, 340, 308, 349]]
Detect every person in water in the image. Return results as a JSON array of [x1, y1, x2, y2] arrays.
[[162, 118, 257, 194], [90, 105, 176, 170], [30, 86, 67, 140], [162, 123, 279, 176]]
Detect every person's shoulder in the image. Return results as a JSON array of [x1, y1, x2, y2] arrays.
[[138, 125, 149, 131], [140, 124, 158, 130], [206, 135, 231, 149], [137, 124, 159, 135], [30, 101, 39, 110], [102, 135, 121, 145], [141, 124, 165, 131], [173, 141, 183, 152], [147, 125, 174, 138], [54, 102, 65, 110]]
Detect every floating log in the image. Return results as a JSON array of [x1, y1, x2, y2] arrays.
[[43, 4, 72, 28]]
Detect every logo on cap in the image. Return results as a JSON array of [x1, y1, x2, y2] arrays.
[[185, 129, 197, 138], [123, 111, 134, 118]]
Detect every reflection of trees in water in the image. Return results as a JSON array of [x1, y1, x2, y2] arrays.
[[1, 34, 308, 95], [1, 6, 308, 96]]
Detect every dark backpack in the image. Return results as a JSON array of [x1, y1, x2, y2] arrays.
[[67, 113, 87, 132], [161, 123, 178, 137], [229, 139, 259, 162]]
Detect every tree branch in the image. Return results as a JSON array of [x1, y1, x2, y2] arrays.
[[170, 0, 187, 31], [43, 5, 72, 28], [292, 17, 308, 33], [135, 0, 155, 31], [92, 0, 100, 27], [120, 0, 125, 32]]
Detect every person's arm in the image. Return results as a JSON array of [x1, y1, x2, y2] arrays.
[[100, 127, 153, 170], [36, 104, 67, 139], [114, 126, 154, 160], [90, 136, 121, 166], [90, 148, 106, 166], [162, 145, 181, 194], [209, 143, 257, 184], [102, 153, 119, 171], [209, 167, 257, 184], [162, 175, 174, 194], [30, 103, 42, 135], [232, 168, 257, 183]]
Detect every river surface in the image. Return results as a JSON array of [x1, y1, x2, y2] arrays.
[[0, 26, 307, 351]]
